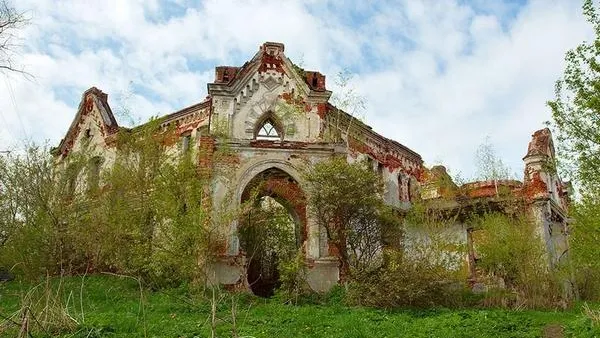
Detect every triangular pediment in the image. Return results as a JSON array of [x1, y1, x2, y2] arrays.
[[207, 42, 331, 102], [206, 43, 333, 142], [55, 87, 119, 157]]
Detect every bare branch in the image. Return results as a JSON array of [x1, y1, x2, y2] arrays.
[[0, 0, 31, 77]]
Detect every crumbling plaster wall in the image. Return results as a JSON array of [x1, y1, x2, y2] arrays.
[[347, 152, 417, 209], [210, 73, 322, 143], [522, 128, 570, 268], [56, 98, 118, 195], [208, 140, 345, 287]]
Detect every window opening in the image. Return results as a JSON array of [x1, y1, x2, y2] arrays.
[[87, 157, 102, 192], [64, 164, 78, 197], [256, 119, 280, 140], [182, 134, 191, 152], [367, 157, 374, 170]]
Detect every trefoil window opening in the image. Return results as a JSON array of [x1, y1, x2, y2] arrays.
[[256, 119, 280, 140]]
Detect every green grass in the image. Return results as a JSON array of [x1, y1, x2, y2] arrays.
[[0, 275, 598, 337]]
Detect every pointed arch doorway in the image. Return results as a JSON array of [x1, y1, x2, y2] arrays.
[[239, 167, 307, 297]]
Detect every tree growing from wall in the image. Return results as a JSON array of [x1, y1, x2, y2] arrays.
[[473, 138, 515, 197]]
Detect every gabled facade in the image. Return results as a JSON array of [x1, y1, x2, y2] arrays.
[[54, 42, 425, 292]]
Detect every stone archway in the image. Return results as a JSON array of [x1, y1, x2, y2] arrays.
[[239, 167, 307, 297]]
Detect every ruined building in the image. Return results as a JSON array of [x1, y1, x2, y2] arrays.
[[53, 42, 571, 294]]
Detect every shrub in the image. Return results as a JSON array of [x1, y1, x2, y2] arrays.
[[347, 249, 472, 309], [473, 213, 565, 309], [0, 127, 222, 289], [304, 157, 390, 280], [569, 198, 600, 301]]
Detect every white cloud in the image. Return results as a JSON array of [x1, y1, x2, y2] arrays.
[[0, 0, 593, 181]]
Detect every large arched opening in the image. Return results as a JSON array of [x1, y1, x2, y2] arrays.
[[239, 167, 307, 297]]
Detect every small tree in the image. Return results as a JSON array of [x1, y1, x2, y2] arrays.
[[0, 144, 70, 278], [547, 0, 600, 301], [330, 70, 366, 149], [474, 138, 514, 196], [547, 0, 600, 195], [304, 157, 390, 279], [569, 197, 600, 300], [473, 213, 563, 308]]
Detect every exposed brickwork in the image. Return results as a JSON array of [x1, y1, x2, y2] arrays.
[[523, 171, 549, 199], [317, 103, 328, 119], [348, 136, 423, 181], [462, 180, 523, 198], [249, 140, 311, 149], [525, 128, 552, 157], [305, 71, 326, 91], [214, 66, 240, 84], [198, 136, 215, 178], [214, 150, 241, 166], [258, 52, 285, 74], [58, 88, 120, 157], [241, 173, 308, 245], [279, 92, 312, 113]]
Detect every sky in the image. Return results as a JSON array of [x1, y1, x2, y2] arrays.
[[0, 0, 593, 180]]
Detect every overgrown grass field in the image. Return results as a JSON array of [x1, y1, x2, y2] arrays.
[[0, 275, 598, 337]]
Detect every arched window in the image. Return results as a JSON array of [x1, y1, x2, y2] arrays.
[[87, 156, 103, 192], [255, 114, 282, 141], [63, 164, 79, 198]]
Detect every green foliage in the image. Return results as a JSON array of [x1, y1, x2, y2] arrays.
[[240, 196, 297, 263], [0, 145, 68, 279], [239, 195, 307, 299], [583, 302, 600, 327], [548, 1, 600, 300], [0, 122, 224, 288], [323, 71, 367, 145], [473, 213, 564, 308], [474, 138, 515, 182], [330, 70, 366, 119], [209, 115, 230, 140], [275, 249, 309, 303], [2, 275, 598, 337], [348, 249, 472, 309], [304, 157, 392, 278], [570, 198, 600, 300], [547, 0, 600, 195], [349, 203, 470, 308], [304, 157, 475, 308]]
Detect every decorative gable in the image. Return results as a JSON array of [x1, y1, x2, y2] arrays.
[[207, 42, 332, 142], [54, 87, 119, 158]]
